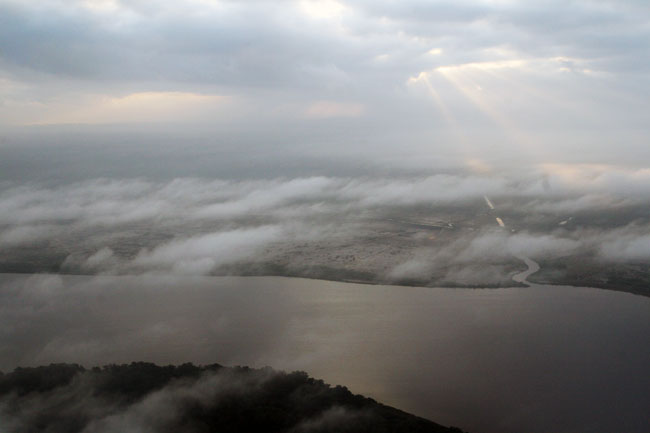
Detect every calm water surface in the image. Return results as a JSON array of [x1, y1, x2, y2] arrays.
[[1, 273, 648, 433]]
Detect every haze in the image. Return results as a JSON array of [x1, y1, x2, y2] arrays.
[[1, 2, 649, 433], [1, 0, 649, 170]]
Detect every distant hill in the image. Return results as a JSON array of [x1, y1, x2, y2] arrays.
[[0, 362, 466, 433]]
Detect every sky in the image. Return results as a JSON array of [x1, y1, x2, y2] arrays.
[[1, 0, 650, 278], [1, 0, 650, 169]]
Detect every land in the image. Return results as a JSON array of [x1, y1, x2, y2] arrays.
[[1, 197, 649, 298], [0, 362, 465, 433], [529, 256, 650, 297]]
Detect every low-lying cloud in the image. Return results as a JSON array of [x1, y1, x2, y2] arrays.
[[132, 226, 284, 275], [0, 168, 649, 281], [0, 363, 437, 433]]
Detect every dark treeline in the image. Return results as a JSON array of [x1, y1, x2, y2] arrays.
[[0, 362, 466, 433]]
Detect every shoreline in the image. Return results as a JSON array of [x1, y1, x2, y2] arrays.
[[1, 269, 648, 298]]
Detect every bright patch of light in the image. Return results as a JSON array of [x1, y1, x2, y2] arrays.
[[466, 159, 493, 174], [539, 163, 618, 184], [79, 0, 121, 13], [299, 0, 348, 19], [17, 92, 228, 125], [436, 59, 529, 75]]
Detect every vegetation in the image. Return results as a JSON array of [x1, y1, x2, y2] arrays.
[[0, 362, 466, 433]]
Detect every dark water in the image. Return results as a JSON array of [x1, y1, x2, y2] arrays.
[[1, 273, 648, 433]]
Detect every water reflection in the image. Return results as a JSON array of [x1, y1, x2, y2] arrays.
[[0, 273, 648, 433]]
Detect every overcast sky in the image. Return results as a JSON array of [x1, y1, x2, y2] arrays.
[[1, 0, 649, 169]]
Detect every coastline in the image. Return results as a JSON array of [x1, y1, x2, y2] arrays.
[[1, 267, 648, 298]]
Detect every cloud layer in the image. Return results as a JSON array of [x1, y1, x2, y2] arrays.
[[1, 0, 649, 167], [1, 166, 649, 283]]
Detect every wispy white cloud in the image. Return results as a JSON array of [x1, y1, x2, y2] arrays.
[[1, 167, 648, 278], [132, 226, 284, 274]]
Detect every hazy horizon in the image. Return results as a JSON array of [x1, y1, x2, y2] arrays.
[[2, 0, 650, 172], [1, 2, 649, 433]]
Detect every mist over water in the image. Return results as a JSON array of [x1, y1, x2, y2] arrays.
[[2, 1, 650, 432], [2, 273, 648, 433]]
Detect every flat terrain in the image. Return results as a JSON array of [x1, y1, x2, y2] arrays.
[[2, 195, 649, 297]]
